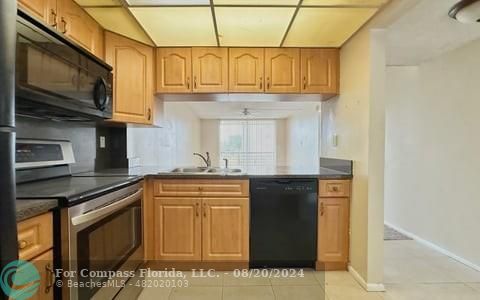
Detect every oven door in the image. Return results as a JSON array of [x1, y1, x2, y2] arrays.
[[65, 184, 143, 300]]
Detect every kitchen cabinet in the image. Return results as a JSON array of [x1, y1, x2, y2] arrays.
[[192, 47, 228, 93], [18, 0, 104, 59], [229, 48, 264, 93], [265, 48, 300, 93], [16, 213, 54, 300], [105, 31, 154, 125], [149, 180, 250, 264], [156, 48, 192, 93], [317, 180, 351, 271], [202, 198, 249, 261], [301, 49, 339, 94], [18, 0, 57, 27], [154, 198, 202, 261]]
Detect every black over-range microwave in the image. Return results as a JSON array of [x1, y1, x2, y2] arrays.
[[15, 11, 113, 121]]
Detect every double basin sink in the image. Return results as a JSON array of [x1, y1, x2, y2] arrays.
[[164, 167, 244, 176]]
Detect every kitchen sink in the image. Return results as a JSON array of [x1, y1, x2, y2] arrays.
[[161, 167, 244, 176]]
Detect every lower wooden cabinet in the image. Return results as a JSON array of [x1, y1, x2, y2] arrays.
[[154, 196, 249, 262], [154, 198, 202, 261], [317, 180, 351, 270], [202, 198, 249, 261], [27, 251, 55, 300]]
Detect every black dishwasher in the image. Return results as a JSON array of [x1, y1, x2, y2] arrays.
[[250, 178, 318, 268]]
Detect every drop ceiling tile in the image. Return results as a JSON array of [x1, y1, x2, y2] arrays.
[[284, 7, 378, 47], [85, 8, 153, 45], [75, 0, 121, 6], [302, 0, 388, 6], [214, 0, 299, 5], [130, 7, 217, 46], [127, 0, 209, 5], [216, 7, 295, 46]]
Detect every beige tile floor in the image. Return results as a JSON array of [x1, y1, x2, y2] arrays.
[[138, 240, 480, 299]]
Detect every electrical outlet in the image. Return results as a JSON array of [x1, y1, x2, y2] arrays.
[[100, 136, 106, 149], [332, 134, 338, 147]]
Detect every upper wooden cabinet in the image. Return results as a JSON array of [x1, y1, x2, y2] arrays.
[[265, 48, 300, 93], [192, 47, 228, 93], [301, 49, 339, 94], [18, 0, 57, 27], [229, 48, 264, 93], [105, 32, 154, 124], [156, 48, 192, 93], [18, 0, 104, 59]]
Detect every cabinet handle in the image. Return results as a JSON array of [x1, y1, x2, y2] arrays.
[[266, 77, 270, 90], [45, 263, 54, 294], [60, 17, 67, 34], [203, 203, 207, 218], [187, 77, 190, 89], [259, 77, 263, 90], [147, 108, 152, 121], [195, 202, 200, 217], [194, 76, 197, 89], [320, 202, 325, 216], [18, 240, 29, 250], [303, 76, 307, 90], [331, 186, 339, 192], [50, 9, 57, 28]]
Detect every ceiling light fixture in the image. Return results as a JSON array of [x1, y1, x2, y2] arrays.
[[448, 0, 480, 23]]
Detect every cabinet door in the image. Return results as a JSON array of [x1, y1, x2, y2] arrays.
[[18, 0, 57, 28], [105, 32, 153, 124], [13, 251, 54, 300], [154, 198, 202, 261], [202, 198, 249, 261], [301, 49, 339, 94], [318, 198, 349, 263], [229, 48, 264, 93], [57, 0, 98, 53], [156, 48, 192, 93], [265, 48, 300, 93], [192, 47, 228, 93]]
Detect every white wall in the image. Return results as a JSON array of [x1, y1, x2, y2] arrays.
[[321, 28, 386, 286], [285, 112, 320, 168], [385, 38, 480, 268], [127, 103, 201, 168]]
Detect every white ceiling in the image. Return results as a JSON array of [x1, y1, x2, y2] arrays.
[[386, 0, 480, 65], [180, 102, 320, 119]]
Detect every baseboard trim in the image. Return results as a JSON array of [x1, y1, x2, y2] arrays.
[[384, 221, 480, 273], [348, 265, 386, 292]]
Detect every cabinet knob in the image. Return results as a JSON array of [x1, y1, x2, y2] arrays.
[[195, 202, 200, 217], [50, 9, 57, 28], [194, 76, 197, 89], [259, 77, 263, 90], [187, 77, 190, 89], [320, 202, 325, 216], [303, 76, 307, 90], [203, 203, 207, 218], [18, 240, 29, 250], [266, 77, 270, 90], [60, 17, 67, 34], [147, 108, 152, 121], [45, 263, 54, 294]]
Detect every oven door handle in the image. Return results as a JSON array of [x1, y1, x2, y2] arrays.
[[71, 188, 143, 226]]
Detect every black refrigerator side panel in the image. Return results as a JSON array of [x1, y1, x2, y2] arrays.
[[0, 133, 18, 300], [0, 0, 17, 127]]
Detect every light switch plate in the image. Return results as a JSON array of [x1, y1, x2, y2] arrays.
[[100, 136, 106, 148]]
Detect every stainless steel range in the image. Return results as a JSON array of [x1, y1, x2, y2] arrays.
[[16, 139, 144, 300]]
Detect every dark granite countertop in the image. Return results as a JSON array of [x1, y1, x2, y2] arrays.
[[16, 199, 58, 222], [77, 165, 352, 180]]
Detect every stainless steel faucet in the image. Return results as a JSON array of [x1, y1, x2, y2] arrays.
[[223, 158, 229, 169], [193, 152, 211, 168]]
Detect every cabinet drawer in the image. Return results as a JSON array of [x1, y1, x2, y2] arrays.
[[319, 180, 351, 198], [154, 180, 249, 197], [17, 213, 53, 261]]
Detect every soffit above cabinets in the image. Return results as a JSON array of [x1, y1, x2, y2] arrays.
[[75, 0, 388, 47]]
